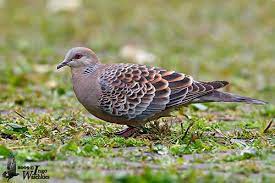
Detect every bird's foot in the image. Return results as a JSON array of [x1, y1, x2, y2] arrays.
[[115, 126, 140, 138]]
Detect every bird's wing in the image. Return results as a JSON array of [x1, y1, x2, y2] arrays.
[[99, 64, 228, 120], [99, 64, 161, 119], [166, 80, 229, 107]]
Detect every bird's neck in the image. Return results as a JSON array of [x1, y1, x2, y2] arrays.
[[71, 63, 100, 77], [71, 67, 84, 78]]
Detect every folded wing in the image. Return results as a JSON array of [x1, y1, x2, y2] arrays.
[[99, 64, 228, 121]]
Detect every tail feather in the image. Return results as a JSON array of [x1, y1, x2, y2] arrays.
[[196, 91, 267, 105]]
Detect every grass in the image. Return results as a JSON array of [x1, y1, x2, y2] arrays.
[[0, 0, 274, 182]]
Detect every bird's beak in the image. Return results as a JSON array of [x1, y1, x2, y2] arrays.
[[57, 60, 68, 70]]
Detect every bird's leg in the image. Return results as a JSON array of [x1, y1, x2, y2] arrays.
[[115, 126, 140, 138]]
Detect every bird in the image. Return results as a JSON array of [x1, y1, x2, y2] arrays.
[[57, 47, 267, 137], [2, 155, 19, 180]]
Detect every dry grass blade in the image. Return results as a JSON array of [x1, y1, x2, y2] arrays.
[[14, 110, 26, 119], [181, 120, 194, 141], [14, 110, 32, 124], [263, 119, 273, 133]]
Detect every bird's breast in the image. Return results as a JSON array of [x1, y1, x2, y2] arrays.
[[72, 73, 101, 112]]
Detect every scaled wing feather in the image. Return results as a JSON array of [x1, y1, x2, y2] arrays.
[[99, 64, 228, 121]]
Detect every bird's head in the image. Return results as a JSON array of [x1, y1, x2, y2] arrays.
[[57, 47, 99, 70]]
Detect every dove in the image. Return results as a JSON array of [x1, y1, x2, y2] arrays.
[[57, 47, 266, 137]]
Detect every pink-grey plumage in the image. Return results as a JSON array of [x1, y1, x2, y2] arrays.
[[57, 47, 266, 136]]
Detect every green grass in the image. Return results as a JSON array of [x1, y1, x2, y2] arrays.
[[0, 0, 274, 182]]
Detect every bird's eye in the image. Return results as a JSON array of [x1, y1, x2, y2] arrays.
[[73, 53, 83, 60]]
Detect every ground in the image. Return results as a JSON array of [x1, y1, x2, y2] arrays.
[[0, 0, 274, 182]]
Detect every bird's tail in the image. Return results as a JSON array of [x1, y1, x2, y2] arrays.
[[196, 91, 267, 105]]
